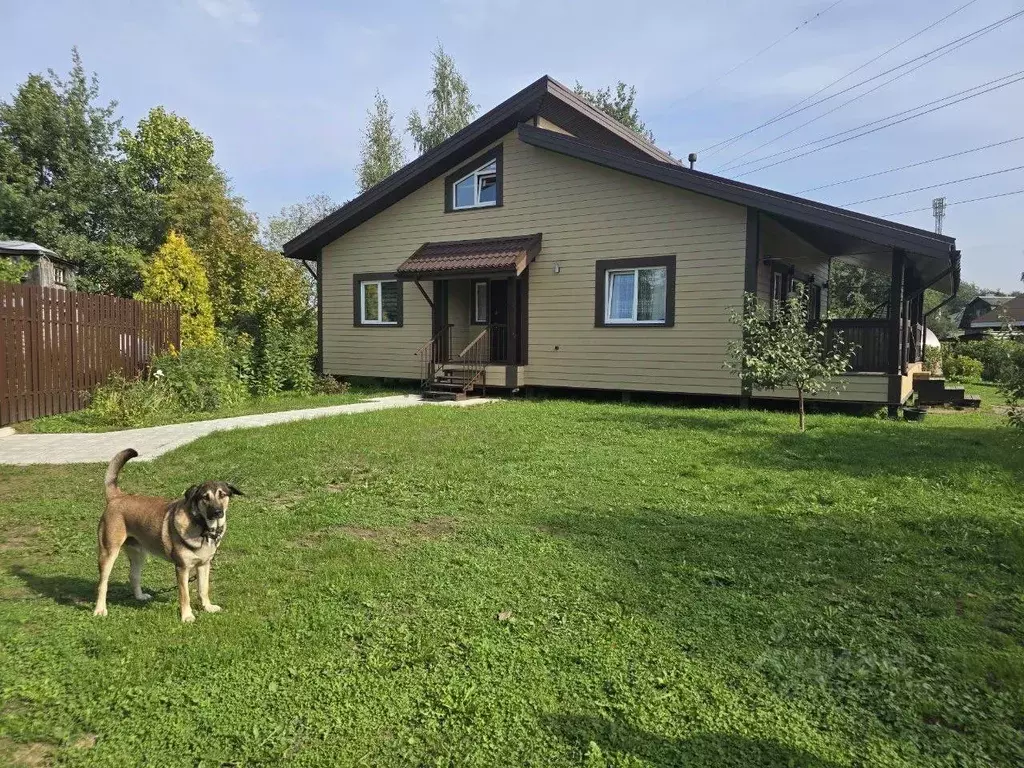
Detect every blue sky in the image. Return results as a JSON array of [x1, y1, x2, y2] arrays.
[[2, 0, 1022, 289]]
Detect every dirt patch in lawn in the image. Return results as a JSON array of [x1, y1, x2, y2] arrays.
[[0, 524, 42, 553], [1, 739, 56, 767], [297, 517, 456, 550]]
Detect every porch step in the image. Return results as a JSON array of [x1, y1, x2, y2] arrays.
[[913, 376, 972, 407]]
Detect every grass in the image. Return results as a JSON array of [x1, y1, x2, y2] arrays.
[[1, 398, 1022, 766], [14, 382, 412, 433]]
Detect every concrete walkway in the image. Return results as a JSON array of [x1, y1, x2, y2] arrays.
[[0, 395, 496, 466]]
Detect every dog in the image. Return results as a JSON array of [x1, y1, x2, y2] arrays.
[[94, 448, 242, 622]]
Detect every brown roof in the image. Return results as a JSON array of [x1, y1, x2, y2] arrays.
[[396, 234, 543, 279], [972, 294, 1024, 325]]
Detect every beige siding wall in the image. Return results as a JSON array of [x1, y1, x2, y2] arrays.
[[762, 374, 891, 404], [321, 129, 748, 394], [536, 117, 573, 135]]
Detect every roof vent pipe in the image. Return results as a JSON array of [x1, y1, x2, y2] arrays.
[[688, 152, 697, 170]]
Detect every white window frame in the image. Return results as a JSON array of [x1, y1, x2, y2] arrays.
[[360, 279, 399, 325], [53, 265, 67, 285], [472, 280, 489, 324], [604, 266, 668, 325], [452, 160, 498, 210]]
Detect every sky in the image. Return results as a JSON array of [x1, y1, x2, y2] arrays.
[[1, 0, 1022, 290]]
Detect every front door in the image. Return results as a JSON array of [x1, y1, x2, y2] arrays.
[[489, 279, 509, 362]]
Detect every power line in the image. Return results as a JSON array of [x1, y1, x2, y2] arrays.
[[842, 165, 1024, 206], [713, 10, 1024, 172], [667, 1, 847, 108], [731, 71, 1024, 178], [798, 136, 1024, 193], [882, 188, 1024, 216], [699, 0, 980, 157]]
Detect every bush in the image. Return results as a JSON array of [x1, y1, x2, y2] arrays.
[[922, 344, 941, 375], [943, 355, 983, 383], [152, 341, 248, 412], [311, 374, 350, 396], [87, 372, 177, 428], [946, 338, 1018, 381]]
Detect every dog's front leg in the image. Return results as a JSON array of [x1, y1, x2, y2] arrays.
[[176, 565, 195, 623], [197, 561, 221, 613]]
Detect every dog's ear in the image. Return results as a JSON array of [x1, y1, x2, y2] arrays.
[[184, 485, 201, 506], [226, 484, 244, 497]]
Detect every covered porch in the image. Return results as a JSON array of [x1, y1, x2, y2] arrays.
[[750, 210, 960, 411], [397, 234, 540, 398]]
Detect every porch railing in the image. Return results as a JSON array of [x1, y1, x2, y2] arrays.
[[824, 319, 925, 373], [828, 319, 889, 373], [416, 323, 452, 387]]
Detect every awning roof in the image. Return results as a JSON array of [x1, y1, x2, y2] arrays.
[[396, 234, 542, 280]]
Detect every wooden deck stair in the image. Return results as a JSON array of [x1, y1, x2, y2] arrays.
[[913, 375, 980, 408]]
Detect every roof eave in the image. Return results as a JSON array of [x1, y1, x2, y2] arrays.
[[517, 124, 957, 262]]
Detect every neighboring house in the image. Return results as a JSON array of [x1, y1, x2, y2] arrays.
[[283, 76, 961, 411], [958, 294, 1019, 338], [0, 240, 76, 289], [964, 294, 1024, 337]]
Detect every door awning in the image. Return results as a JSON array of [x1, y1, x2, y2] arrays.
[[396, 233, 542, 280]]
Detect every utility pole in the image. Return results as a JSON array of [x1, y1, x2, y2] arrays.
[[932, 197, 947, 234]]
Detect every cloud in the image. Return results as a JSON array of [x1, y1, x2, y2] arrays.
[[195, 0, 261, 27]]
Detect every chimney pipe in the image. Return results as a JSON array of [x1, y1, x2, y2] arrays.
[[688, 152, 697, 170]]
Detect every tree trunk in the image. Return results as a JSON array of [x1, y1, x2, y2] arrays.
[[797, 387, 806, 432]]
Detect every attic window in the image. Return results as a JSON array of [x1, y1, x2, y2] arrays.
[[453, 160, 497, 209], [445, 146, 503, 213]]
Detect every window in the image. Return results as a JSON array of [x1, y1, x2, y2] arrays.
[[353, 274, 403, 326], [471, 280, 489, 324], [808, 283, 823, 321], [453, 160, 497, 210], [770, 270, 785, 308], [594, 256, 676, 327], [445, 146, 503, 213], [53, 265, 67, 285]]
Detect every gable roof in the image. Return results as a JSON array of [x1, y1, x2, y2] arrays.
[[283, 76, 675, 261], [971, 294, 1024, 326]]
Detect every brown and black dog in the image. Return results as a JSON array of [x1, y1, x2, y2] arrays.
[[94, 448, 242, 622]]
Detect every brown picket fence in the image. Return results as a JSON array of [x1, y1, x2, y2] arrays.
[[0, 285, 180, 426]]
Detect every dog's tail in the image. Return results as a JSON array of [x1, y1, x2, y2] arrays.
[[105, 449, 139, 501]]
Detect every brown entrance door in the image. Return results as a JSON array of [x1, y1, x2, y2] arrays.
[[489, 279, 509, 362]]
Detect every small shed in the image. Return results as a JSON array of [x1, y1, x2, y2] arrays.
[[0, 240, 77, 289]]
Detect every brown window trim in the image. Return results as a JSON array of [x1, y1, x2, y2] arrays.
[[470, 279, 489, 325], [594, 255, 676, 328], [444, 145, 503, 214], [352, 272, 404, 327]]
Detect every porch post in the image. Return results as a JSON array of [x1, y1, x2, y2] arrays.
[[507, 276, 518, 367], [887, 248, 906, 417]]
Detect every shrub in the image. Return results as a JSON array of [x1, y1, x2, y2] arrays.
[[0, 256, 31, 283], [152, 341, 248, 412], [88, 372, 177, 428], [943, 354, 983, 383], [998, 343, 1024, 429], [922, 344, 941, 375], [947, 338, 1017, 381], [311, 374, 350, 396], [137, 232, 216, 348]]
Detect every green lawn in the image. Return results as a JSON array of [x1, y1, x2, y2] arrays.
[[14, 382, 412, 433], [1, 399, 1022, 766]]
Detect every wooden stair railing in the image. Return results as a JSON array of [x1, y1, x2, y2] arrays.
[[452, 326, 490, 393], [415, 324, 452, 388]]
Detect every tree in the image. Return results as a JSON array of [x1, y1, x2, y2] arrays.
[[0, 48, 130, 293], [137, 232, 215, 348], [727, 286, 856, 432], [407, 44, 476, 154], [0, 257, 30, 283], [827, 262, 890, 319], [357, 91, 405, 193], [573, 81, 654, 143], [261, 193, 339, 252]]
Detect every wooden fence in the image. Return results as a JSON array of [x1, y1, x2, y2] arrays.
[[0, 284, 180, 426]]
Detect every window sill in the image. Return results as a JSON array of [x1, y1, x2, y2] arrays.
[[445, 202, 502, 214], [354, 322, 403, 328], [596, 322, 674, 328]]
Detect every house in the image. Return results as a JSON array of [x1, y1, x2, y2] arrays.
[[283, 76, 960, 412], [963, 294, 1024, 337], [958, 294, 1020, 338], [0, 240, 76, 289]]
